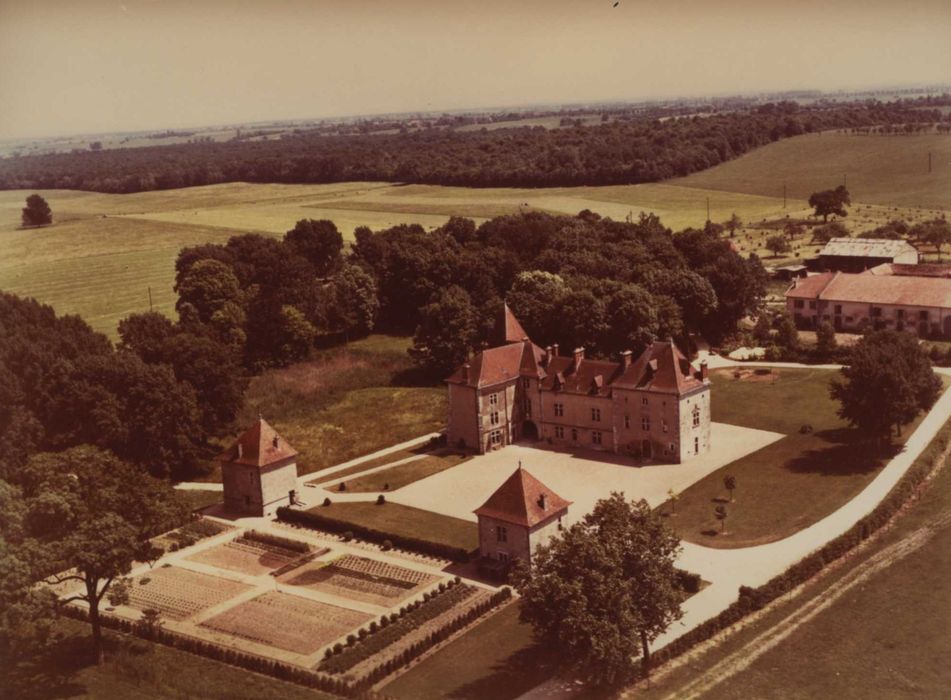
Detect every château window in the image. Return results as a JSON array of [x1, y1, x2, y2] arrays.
[[496, 525, 507, 543], [490, 411, 500, 426], [794, 300, 804, 309], [694, 437, 700, 453], [571, 428, 578, 441], [920, 310, 929, 320], [591, 407, 601, 422], [624, 414, 631, 429], [642, 416, 651, 431], [592, 431, 602, 445], [554, 426, 565, 439], [669, 442, 676, 455], [693, 405, 701, 428], [641, 397, 649, 406], [525, 401, 532, 417], [489, 429, 503, 446], [662, 419, 669, 433], [834, 304, 843, 314], [489, 393, 499, 406], [554, 402, 564, 417]]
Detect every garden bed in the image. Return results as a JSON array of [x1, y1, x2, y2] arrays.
[[127, 567, 251, 621]]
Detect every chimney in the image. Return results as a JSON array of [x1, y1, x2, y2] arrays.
[[573, 347, 585, 371], [544, 346, 553, 367], [462, 362, 470, 383], [552, 343, 559, 358], [700, 360, 709, 381], [620, 349, 632, 370], [538, 493, 548, 510], [237, 443, 243, 458]]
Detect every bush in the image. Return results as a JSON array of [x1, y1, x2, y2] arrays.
[[323, 497, 331, 507], [382, 539, 393, 551], [276, 506, 473, 562], [376, 494, 386, 505], [338, 482, 347, 492], [799, 424, 814, 434]]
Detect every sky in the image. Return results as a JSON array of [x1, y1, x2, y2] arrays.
[[0, 0, 949, 140]]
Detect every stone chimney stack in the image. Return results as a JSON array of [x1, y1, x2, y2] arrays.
[[620, 350, 632, 370], [237, 443, 243, 458], [552, 343, 559, 358], [700, 360, 709, 381], [273, 436, 280, 449], [544, 346, 553, 367], [572, 347, 585, 371], [462, 362, 470, 383]]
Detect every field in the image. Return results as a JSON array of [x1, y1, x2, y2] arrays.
[[0, 617, 336, 700], [127, 567, 251, 620], [218, 334, 445, 479], [676, 132, 951, 210], [661, 368, 942, 548], [185, 537, 304, 576], [279, 554, 438, 607], [330, 450, 472, 492], [384, 603, 555, 700], [308, 502, 479, 553], [201, 591, 371, 655]]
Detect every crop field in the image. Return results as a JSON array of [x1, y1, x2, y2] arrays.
[[185, 538, 303, 576], [201, 591, 370, 655], [127, 567, 251, 621], [676, 132, 951, 210], [278, 554, 438, 607]]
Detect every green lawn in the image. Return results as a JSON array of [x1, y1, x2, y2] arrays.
[[384, 604, 557, 700], [330, 451, 471, 492], [0, 618, 336, 700], [637, 419, 951, 700], [310, 501, 478, 552], [172, 488, 222, 512], [307, 445, 427, 485], [662, 368, 942, 547]]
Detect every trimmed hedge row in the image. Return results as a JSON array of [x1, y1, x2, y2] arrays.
[[322, 579, 474, 674], [645, 419, 951, 674], [241, 529, 311, 554], [276, 506, 472, 563], [59, 605, 386, 700], [348, 587, 513, 692]]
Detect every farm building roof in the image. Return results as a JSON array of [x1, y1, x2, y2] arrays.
[[785, 271, 951, 309], [474, 467, 571, 528], [819, 237, 917, 259], [864, 263, 951, 278], [218, 418, 297, 467]]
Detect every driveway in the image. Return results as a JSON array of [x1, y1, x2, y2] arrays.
[[386, 422, 783, 524]]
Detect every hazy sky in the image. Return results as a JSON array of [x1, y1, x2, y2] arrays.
[[0, 0, 949, 140]]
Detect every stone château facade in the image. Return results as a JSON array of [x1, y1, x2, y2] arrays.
[[446, 306, 712, 462]]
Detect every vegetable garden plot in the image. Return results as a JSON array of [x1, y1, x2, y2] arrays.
[[128, 567, 252, 621], [186, 539, 301, 576]]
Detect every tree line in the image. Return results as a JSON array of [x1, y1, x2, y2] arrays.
[[0, 101, 945, 193]]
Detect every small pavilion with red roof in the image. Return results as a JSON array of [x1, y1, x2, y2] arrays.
[[474, 466, 571, 565], [219, 418, 299, 517]]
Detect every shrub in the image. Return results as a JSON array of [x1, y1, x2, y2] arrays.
[[343, 530, 354, 542], [242, 530, 310, 553], [799, 424, 814, 434], [338, 482, 347, 492], [323, 497, 331, 507], [376, 494, 386, 505], [346, 634, 356, 646], [382, 539, 393, 551]]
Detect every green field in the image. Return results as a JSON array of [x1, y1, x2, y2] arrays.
[[329, 451, 471, 492], [662, 368, 941, 548], [676, 132, 951, 210], [0, 618, 335, 700], [307, 501, 478, 552]]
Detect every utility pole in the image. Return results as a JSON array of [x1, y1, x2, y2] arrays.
[[706, 197, 710, 222], [148, 286, 153, 312], [844, 173, 847, 189], [929, 151, 932, 173], [783, 182, 787, 209]]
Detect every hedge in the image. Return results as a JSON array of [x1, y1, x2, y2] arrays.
[[60, 605, 388, 700], [641, 418, 951, 676], [276, 507, 472, 562], [321, 580, 475, 674], [241, 529, 311, 554]]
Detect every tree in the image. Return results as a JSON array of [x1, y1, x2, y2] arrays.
[[409, 286, 478, 377], [783, 221, 805, 240], [816, 321, 837, 358], [922, 219, 951, 261], [724, 213, 742, 238], [21, 194, 52, 227], [723, 475, 736, 502], [327, 263, 379, 337], [765, 234, 791, 257], [284, 219, 343, 276], [715, 504, 728, 532], [775, 313, 800, 351], [667, 487, 679, 516], [830, 330, 941, 442], [18, 445, 185, 663], [513, 493, 682, 686], [808, 186, 851, 222], [811, 221, 849, 243], [752, 314, 772, 345], [175, 259, 243, 324]]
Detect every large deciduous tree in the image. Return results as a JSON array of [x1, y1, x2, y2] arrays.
[[409, 285, 478, 377], [21, 194, 52, 227], [284, 219, 343, 276], [831, 330, 941, 441], [808, 186, 851, 222], [513, 493, 682, 687], [17, 446, 185, 663], [175, 259, 243, 324]]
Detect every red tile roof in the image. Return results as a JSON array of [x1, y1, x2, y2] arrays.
[[218, 418, 297, 468], [786, 271, 951, 308], [499, 303, 530, 344], [474, 467, 571, 527], [447, 340, 545, 388]]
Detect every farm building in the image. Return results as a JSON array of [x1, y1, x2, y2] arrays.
[[785, 268, 951, 336], [816, 237, 918, 272], [219, 418, 299, 517], [474, 466, 570, 567], [445, 305, 711, 462]]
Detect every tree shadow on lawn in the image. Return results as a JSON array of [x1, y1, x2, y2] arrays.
[[783, 428, 904, 477], [447, 644, 577, 700]]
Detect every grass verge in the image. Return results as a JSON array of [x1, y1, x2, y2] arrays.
[[331, 451, 471, 492]]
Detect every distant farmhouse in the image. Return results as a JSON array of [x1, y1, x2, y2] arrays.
[[446, 306, 711, 462], [786, 263, 951, 336], [475, 466, 570, 568], [816, 237, 919, 273], [220, 418, 298, 517]]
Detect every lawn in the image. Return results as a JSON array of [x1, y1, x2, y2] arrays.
[[209, 335, 446, 480], [0, 617, 336, 700], [661, 368, 942, 548], [330, 451, 471, 492], [172, 488, 222, 511], [307, 445, 429, 485], [676, 131, 951, 210], [636, 419, 951, 700], [384, 603, 557, 700], [310, 501, 478, 553]]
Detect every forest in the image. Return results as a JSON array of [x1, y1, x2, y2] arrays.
[[0, 100, 946, 193]]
